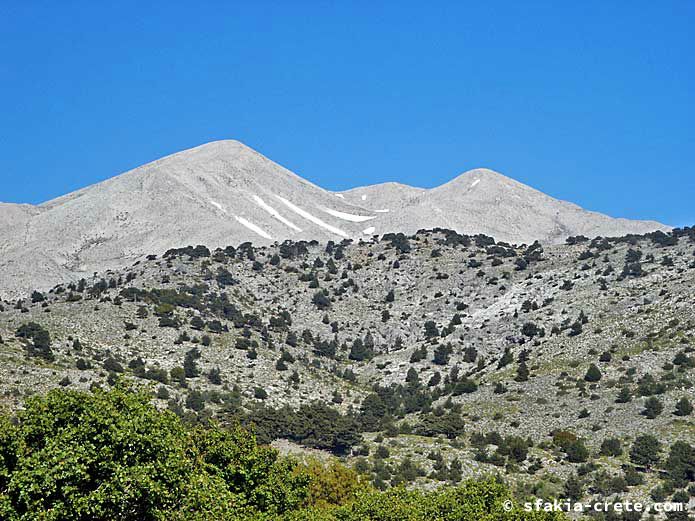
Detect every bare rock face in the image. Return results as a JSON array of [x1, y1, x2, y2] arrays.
[[0, 203, 38, 242], [343, 169, 667, 245], [0, 140, 668, 297]]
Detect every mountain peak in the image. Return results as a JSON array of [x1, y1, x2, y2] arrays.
[[441, 168, 526, 190], [458, 167, 504, 177], [150, 139, 259, 166], [180, 139, 250, 154], [0, 142, 670, 298]]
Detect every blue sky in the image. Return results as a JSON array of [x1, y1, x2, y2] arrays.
[[1, 1, 693, 226]]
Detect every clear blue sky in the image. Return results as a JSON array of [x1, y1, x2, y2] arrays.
[[1, 1, 693, 226]]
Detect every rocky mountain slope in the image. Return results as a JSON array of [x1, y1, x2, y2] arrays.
[[0, 140, 668, 299], [357, 169, 668, 245], [0, 226, 693, 512]]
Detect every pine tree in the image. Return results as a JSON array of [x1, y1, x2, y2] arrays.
[[584, 364, 602, 383], [183, 348, 201, 378], [349, 338, 373, 361], [409, 345, 427, 363], [674, 397, 693, 417], [515, 360, 529, 382], [311, 291, 331, 310], [433, 343, 453, 366], [630, 435, 661, 468], [428, 372, 442, 387], [600, 438, 623, 457], [286, 331, 298, 347], [423, 321, 439, 338], [406, 367, 419, 385], [463, 346, 477, 363], [190, 316, 205, 330], [16, 322, 54, 361], [497, 347, 513, 369], [642, 397, 663, 419], [615, 386, 632, 403], [565, 440, 589, 463], [665, 441, 695, 486], [447, 458, 463, 482], [207, 367, 222, 385]]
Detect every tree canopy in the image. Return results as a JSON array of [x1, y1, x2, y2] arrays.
[[0, 384, 564, 520]]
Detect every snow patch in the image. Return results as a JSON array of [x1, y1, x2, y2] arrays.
[[334, 193, 345, 199], [210, 200, 226, 213], [274, 196, 349, 238], [234, 216, 273, 240], [362, 226, 376, 235], [471, 179, 481, 188], [361, 194, 367, 201], [320, 207, 376, 223], [374, 209, 390, 213], [252, 195, 302, 232]]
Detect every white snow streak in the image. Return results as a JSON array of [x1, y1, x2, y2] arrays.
[[361, 194, 367, 201], [321, 207, 376, 223], [274, 196, 349, 238], [471, 179, 481, 188], [252, 195, 302, 232], [210, 200, 225, 212], [234, 216, 273, 240], [362, 226, 376, 235], [374, 209, 390, 213], [334, 193, 345, 199]]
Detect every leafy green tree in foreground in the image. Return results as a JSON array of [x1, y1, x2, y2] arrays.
[[0, 383, 306, 520], [0, 384, 565, 521]]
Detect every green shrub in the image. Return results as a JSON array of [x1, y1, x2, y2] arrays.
[[584, 364, 602, 383]]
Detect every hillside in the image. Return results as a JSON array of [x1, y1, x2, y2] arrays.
[[1, 226, 693, 514]]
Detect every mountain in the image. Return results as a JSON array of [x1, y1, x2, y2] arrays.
[[338, 182, 427, 211], [0, 141, 380, 298], [0, 202, 38, 237], [351, 169, 667, 244], [0, 140, 669, 298]]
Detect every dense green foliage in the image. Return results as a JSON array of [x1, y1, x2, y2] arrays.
[[235, 402, 362, 455], [0, 386, 564, 520], [0, 384, 306, 520]]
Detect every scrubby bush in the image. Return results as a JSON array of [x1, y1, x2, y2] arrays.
[[642, 396, 664, 419], [599, 437, 623, 457], [584, 364, 602, 383]]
